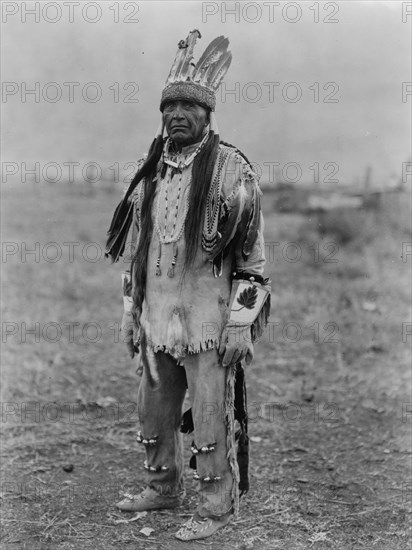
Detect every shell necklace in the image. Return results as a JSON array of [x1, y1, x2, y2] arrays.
[[154, 133, 209, 278]]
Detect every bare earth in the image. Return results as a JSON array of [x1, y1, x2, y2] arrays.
[[1, 182, 411, 549]]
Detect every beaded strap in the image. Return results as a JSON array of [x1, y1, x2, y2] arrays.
[[136, 431, 158, 446], [201, 145, 234, 254], [193, 470, 221, 482], [191, 442, 216, 455], [144, 460, 169, 472]]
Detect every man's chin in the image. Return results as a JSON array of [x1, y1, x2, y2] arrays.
[[171, 130, 190, 141], [171, 136, 194, 148]]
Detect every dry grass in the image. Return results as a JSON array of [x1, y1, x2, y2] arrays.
[[1, 182, 411, 549]]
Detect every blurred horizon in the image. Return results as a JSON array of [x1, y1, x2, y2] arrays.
[[1, 0, 411, 187]]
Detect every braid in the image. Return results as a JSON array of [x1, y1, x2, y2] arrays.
[[219, 140, 253, 167], [183, 131, 220, 271], [130, 135, 250, 318], [130, 136, 164, 324]]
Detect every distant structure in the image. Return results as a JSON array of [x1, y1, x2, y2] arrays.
[[268, 164, 405, 214]]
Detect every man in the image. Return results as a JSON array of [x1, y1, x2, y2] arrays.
[[106, 30, 271, 541]]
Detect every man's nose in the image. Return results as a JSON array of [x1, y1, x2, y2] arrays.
[[172, 104, 185, 118]]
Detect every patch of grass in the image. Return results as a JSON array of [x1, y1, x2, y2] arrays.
[[318, 208, 370, 245], [296, 191, 410, 251], [1, 182, 411, 550]]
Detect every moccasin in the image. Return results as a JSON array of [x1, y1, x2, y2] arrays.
[[175, 513, 231, 541], [116, 487, 185, 512]]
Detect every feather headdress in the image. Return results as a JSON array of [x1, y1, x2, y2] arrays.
[[160, 30, 232, 112], [105, 30, 232, 262]]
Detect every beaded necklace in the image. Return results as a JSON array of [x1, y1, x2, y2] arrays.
[[154, 133, 209, 278], [163, 131, 209, 172]]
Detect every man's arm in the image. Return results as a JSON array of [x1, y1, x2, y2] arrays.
[[219, 154, 271, 366], [234, 211, 266, 278]]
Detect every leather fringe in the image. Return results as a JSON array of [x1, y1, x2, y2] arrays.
[[225, 363, 240, 517], [234, 363, 249, 496], [251, 292, 271, 343], [146, 338, 221, 360]]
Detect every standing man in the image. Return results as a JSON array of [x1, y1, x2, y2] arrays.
[[106, 30, 270, 541]]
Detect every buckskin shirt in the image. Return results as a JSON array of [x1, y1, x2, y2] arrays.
[[129, 140, 266, 360]]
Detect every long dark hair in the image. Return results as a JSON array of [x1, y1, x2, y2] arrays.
[[131, 130, 220, 324]]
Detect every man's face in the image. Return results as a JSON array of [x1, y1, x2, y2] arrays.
[[163, 100, 210, 147]]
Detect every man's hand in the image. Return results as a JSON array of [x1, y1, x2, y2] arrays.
[[219, 322, 254, 367], [121, 311, 138, 359]]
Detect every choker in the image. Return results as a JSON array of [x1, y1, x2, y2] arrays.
[[163, 131, 209, 173]]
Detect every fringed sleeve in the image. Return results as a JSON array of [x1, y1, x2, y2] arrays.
[[206, 147, 271, 338], [230, 156, 271, 341], [212, 149, 265, 270], [251, 288, 271, 342]]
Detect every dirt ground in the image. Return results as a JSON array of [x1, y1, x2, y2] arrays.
[[1, 182, 411, 549]]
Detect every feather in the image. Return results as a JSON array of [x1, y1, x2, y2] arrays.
[[165, 46, 186, 85], [211, 193, 242, 259], [195, 36, 227, 73], [105, 198, 134, 262], [192, 36, 229, 86], [207, 51, 232, 92], [194, 51, 227, 87], [166, 29, 201, 84]]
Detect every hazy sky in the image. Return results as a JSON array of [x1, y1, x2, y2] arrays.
[[2, 1, 411, 186]]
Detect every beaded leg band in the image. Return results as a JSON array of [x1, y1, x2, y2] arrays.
[[136, 431, 158, 446], [193, 470, 221, 483], [144, 460, 169, 473], [191, 442, 216, 455]]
